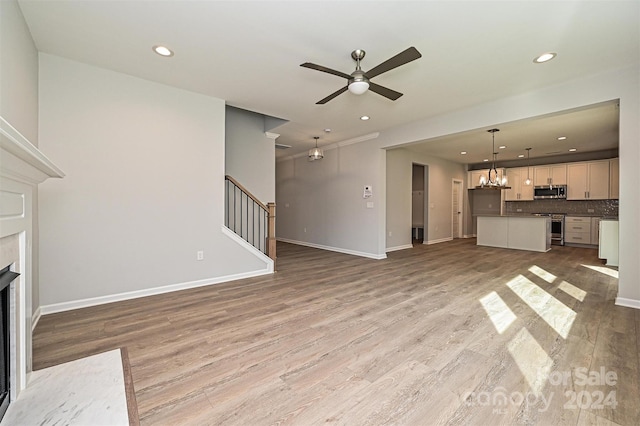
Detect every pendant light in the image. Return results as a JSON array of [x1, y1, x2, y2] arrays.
[[477, 129, 510, 189], [308, 136, 324, 160], [524, 148, 532, 186]]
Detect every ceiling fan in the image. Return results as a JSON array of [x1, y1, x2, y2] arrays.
[[300, 47, 422, 104]]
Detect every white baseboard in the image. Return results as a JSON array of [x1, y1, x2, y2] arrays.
[[615, 297, 640, 310], [31, 306, 42, 332], [425, 237, 453, 245], [277, 238, 386, 260], [386, 244, 414, 253], [39, 267, 273, 315]]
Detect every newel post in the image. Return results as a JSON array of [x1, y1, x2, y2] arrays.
[[267, 202, 276, 265]]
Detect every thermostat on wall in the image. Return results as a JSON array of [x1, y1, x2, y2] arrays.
[[363, 185, 372, 198]]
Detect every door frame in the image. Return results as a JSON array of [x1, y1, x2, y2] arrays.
[[452, 179, 464, 238]]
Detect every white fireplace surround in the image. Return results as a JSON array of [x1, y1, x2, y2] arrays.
[[0, 116, 64, 401]]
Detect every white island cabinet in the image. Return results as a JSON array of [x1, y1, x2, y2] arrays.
[[599, 219, 619, 266], [477, 215, 551, 252]]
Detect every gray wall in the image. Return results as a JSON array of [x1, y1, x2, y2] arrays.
[[1, 0, 38, 143], [225, 106, 276, 203], [276, 140, 386, 259], [386, 148, 467, 249], [1, 0, 41, 312], [38, 54, 268, 308], [386, 149, 412, 250]]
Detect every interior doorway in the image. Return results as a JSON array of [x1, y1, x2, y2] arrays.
[[412, 164, 427, 244], [452, 179, 463, 238]]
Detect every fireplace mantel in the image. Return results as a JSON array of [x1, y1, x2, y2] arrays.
[[1, 115, 64, 405], [1, 116, 64, 184]]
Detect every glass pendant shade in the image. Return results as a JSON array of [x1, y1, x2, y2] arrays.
[[308, 147, 324, 160], [524, 148, 532, 186], [308, 136, 324, 160]]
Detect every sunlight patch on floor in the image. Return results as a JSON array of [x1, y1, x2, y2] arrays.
[[528, 265, 557, 283], [506, 275, 576, 339], [507, 327, 554, 396], [581, 264, 619, 279], [479, 291, 517, 334], [558, 280, 587, 302]]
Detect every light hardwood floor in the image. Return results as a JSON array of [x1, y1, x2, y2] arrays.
[[33, 239, 639, 425]]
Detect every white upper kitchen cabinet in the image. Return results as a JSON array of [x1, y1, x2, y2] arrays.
[[567, 160, 610, 200], [468, 170, 485, 188], [504, 167, 534, 201], [533, 164, 567, 186]]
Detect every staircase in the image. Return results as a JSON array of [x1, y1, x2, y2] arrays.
[[224, 175, 276, 265]]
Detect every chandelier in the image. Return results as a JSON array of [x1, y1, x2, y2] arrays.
[[308, 136, 324, 161], [477, 128, 510, 189]]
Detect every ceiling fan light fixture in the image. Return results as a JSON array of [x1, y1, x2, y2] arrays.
[[348, 80, 369, 95], [301, 46, 421, 103]]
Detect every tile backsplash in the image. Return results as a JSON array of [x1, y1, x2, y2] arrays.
[[505, 199, 618, 216]]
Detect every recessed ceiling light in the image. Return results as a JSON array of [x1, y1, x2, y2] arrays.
[[460, 151, 467, 155], [557, 136, 567, 140], [569, 148, 577, 152], [153, 45, 174, 57], [483, 159, 489, 162], [499, 145, 506, 149], [360, 115, 370, 121], [324, 128, 331, 133], [518, 154, 525, 158], [533, 52, 557, 63]]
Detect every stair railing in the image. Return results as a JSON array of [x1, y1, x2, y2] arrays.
[[224, 175, 276, 263]]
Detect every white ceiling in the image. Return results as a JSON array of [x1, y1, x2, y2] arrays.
[[18, 1, 638, 161], [405, 100, 620, 165]]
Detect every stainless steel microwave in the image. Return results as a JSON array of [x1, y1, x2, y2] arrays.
[[534, 185, 567, 199]]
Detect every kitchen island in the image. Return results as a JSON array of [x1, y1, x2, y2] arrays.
[[477, 215, 551, 252]]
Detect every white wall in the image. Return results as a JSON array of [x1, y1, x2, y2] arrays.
[[276, 139, 386, 259], [386, 148, 467, 249], [0, 0, 38, 144], [225, 106, 275, 203], [38, 54, 270, 309], [377, 65, 640, 307]]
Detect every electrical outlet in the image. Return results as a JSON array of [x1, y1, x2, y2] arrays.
[[304, 227, 307, 233], [197, 250, 204, 261], [517, 208, 522, 212], [388, 231, 393, 237]]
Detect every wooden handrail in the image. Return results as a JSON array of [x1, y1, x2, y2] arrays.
[[225, 175, 276, 266], [225, 175, 268, 212]]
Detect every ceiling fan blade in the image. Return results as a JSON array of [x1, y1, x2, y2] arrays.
[[368, 82, 403, 101], [300, 62, 352, 80], [316, 86, 348, 104], [364, 46, 422, 79]]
